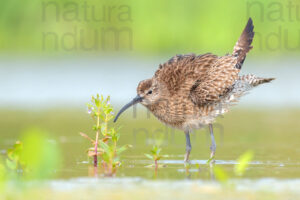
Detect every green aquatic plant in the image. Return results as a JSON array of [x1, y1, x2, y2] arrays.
[[83, 94, 114, 166], [100, 125, 132, 175], [0, 128, 61, 199], [81, 94, 131, 175], [144, 136, 168, 170], [0, 128, 61, 181], [145, 145, 166, 170], [21, 128, 61, 180], [100, 139, 131, 175]]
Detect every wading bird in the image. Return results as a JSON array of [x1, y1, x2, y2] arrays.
[[114, 18, 274, 163]]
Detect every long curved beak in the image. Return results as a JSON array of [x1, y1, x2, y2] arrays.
[[114, 95, 143, 122]]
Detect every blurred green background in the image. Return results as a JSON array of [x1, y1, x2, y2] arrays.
[[1, 0, 299, 56]]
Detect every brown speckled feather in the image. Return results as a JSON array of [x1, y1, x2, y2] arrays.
[[154, 18, 255, 107], [154, 53, 218, 96]]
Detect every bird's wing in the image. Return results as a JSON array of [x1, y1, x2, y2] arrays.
[[189, 56, 240, 106], [155, 18, 254, 103], [154, 53, 218, 95], [189, 18, 255, 106]]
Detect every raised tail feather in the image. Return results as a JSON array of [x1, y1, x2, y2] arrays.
[[233, 18, 255, 69], [217, 75, 274, 109]]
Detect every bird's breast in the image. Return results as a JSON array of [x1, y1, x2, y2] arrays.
[[146, 97, 199, 130]]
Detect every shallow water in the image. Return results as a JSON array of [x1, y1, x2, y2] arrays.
[[1, 108, 300, 182], [1, 86, 300, 199]]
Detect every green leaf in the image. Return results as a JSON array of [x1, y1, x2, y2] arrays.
[[106, 96, 110, 103], [92, 125, 98, 131], [111, 131, 120, 143], [150, 149, 156, 155], [234, 150, 254, 176], [99, 114, 105, 121], [105, 108, 113, 115], [95, 98, 100, 108], [100, 123, 107, 136], [100, 141, 110, 154], [117, 144, 131, 155], [93, 110, 99, 117], [156, 147, 161, 155], [145, 154, 153, 160], [102, 153, 110, 163]]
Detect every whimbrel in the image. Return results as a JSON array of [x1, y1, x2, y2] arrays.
[[114, 18, 274, 163]]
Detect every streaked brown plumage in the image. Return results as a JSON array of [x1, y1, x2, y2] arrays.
[[114, 18, 274, 163]]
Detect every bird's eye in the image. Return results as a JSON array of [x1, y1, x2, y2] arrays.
[[147, 90, 152, 95]]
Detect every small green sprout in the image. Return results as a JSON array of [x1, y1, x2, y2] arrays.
[[145, 145, 167, 170]]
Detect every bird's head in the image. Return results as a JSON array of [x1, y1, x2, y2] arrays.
[[136, 79, 160, 106], [114, 79, 160, 122]]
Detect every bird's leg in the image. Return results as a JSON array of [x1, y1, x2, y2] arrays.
[[184, 131, 192, 163], [209, 124, 216, 163]]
